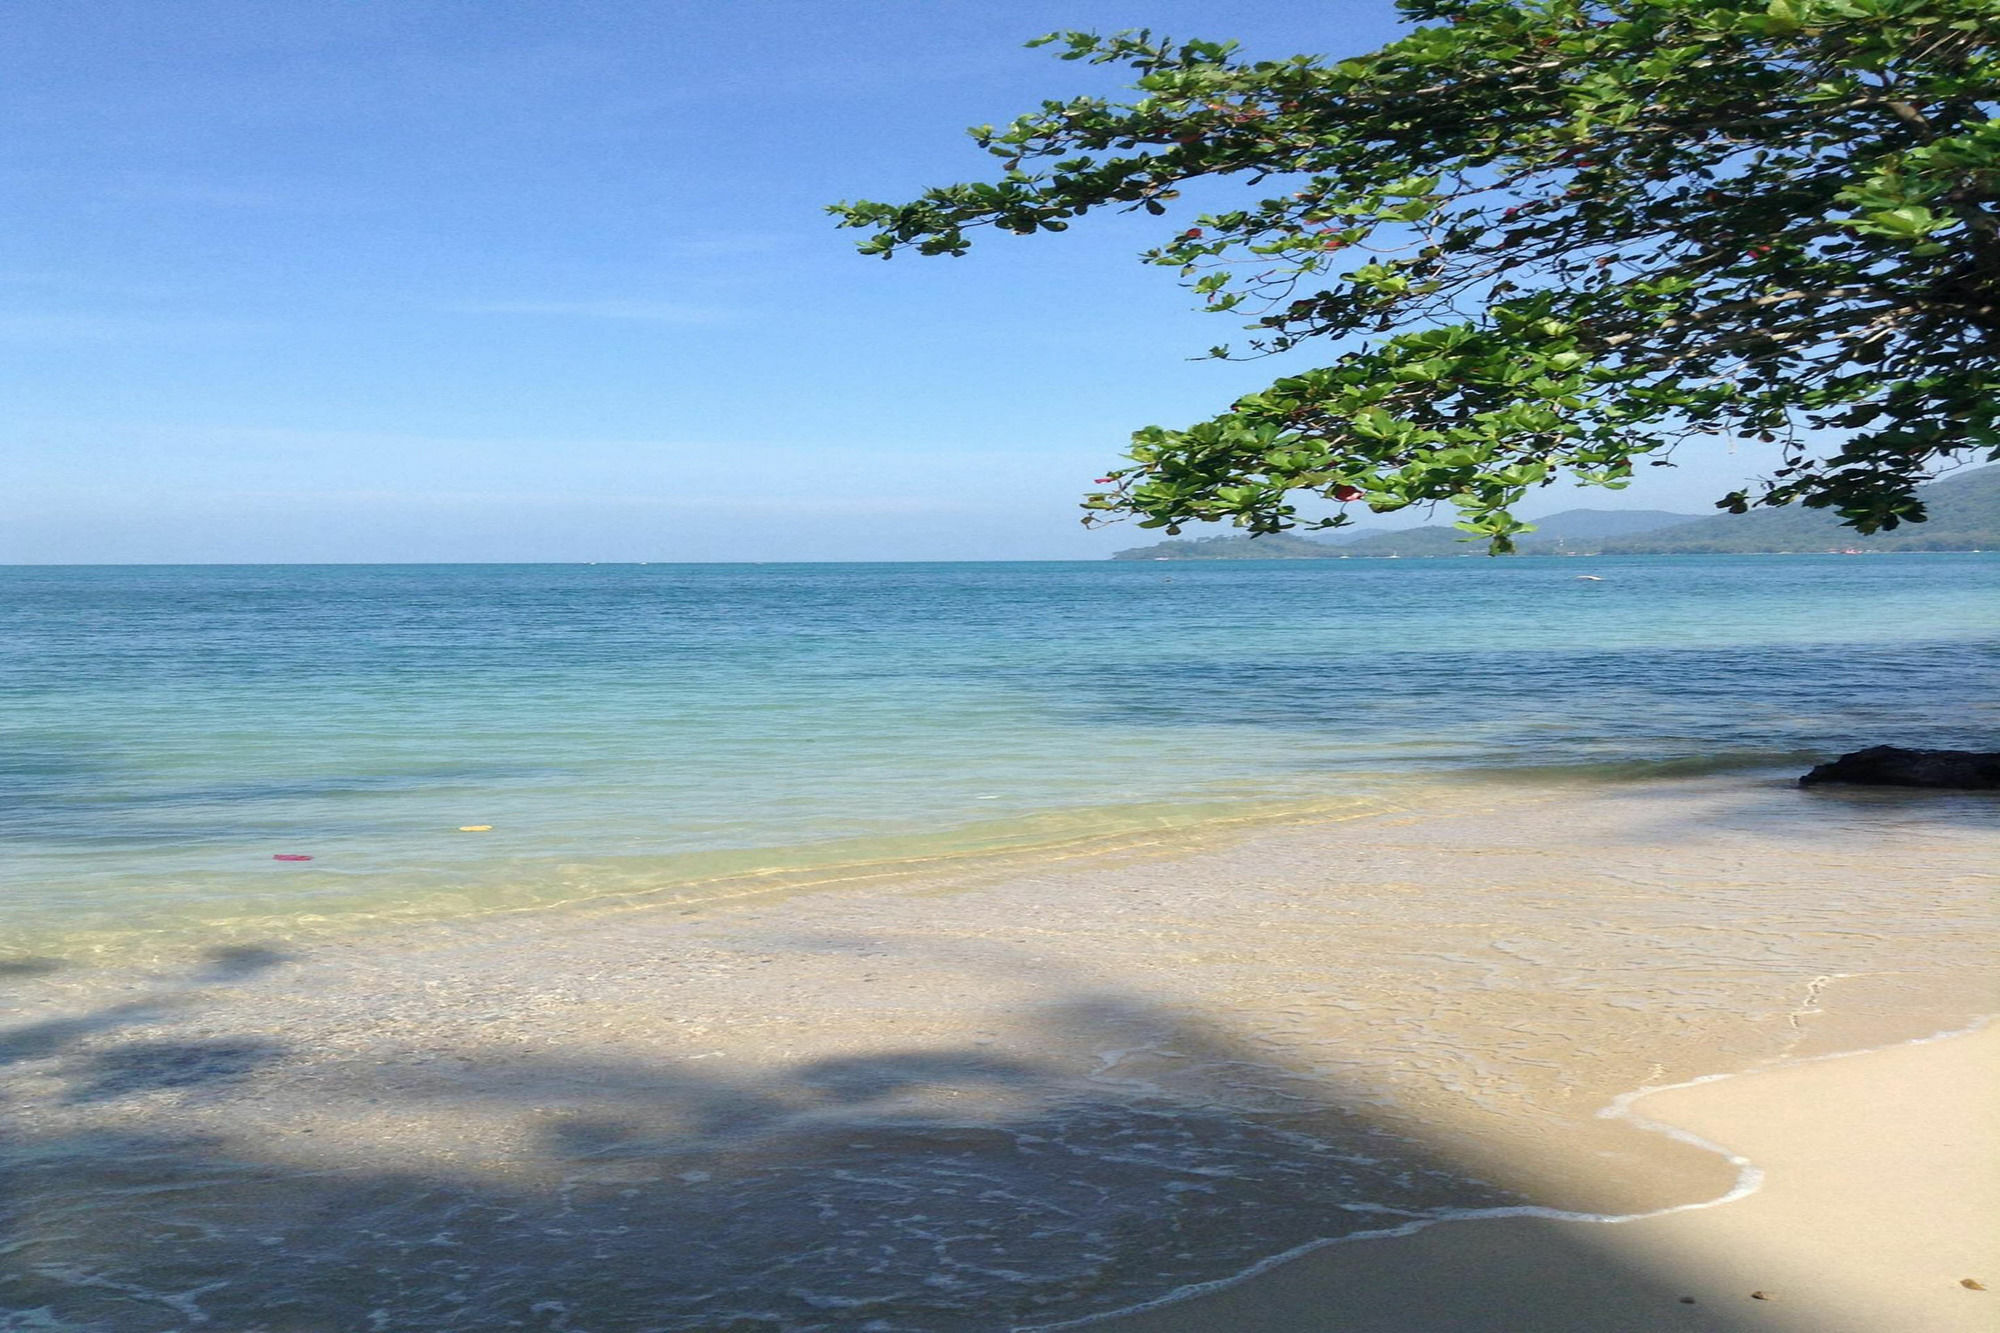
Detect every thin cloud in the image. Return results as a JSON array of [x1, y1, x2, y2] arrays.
[[451, 299, 729, 323], [660, 234, 794, 259], [5, 484, 981, 518], [108, 179, 337, 211], [0, 313, 262, 342]]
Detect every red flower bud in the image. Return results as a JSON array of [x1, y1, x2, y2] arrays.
[[1333, 484, 1365, 502]]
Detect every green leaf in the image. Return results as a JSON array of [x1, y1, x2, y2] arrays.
[[833, 0, 1997, 543]]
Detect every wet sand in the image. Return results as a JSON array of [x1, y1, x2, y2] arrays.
[[1093, 1023, 2000, 1333], [1, 773, 1995, 1329]]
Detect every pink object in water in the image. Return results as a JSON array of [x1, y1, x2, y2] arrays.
[[272, 854, 313, 862]]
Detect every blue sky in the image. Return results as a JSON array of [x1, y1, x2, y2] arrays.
[[3, 0, 1766, 563]]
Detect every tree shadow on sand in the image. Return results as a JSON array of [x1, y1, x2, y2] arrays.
[[0, 943, 1767, 1332]]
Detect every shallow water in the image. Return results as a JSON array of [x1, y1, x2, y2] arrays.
[[3, 556, 1995, 956]]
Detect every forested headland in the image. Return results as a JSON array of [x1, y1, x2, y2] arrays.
[[1113, 466, 2000, 558]]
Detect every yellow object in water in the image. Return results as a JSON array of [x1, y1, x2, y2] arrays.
[[458, 825, 493, 832]]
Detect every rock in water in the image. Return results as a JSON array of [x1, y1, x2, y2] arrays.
[[1799, 746, 2000, 790]]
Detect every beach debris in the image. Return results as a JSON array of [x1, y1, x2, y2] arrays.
[[1962, 1278, 1987, 1290], [272, 854, 313, 862], [1749, 1291, 1773, 1301], [458, 825, 493, 832], [1798, 745, 2000, 790]]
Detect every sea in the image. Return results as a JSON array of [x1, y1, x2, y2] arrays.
[[3, 556, 1994, 958], [2, 556, 1997, 1331]]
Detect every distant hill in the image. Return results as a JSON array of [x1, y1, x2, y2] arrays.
[[1335, 508, 1701, 556], [1598, 465, 2000, 553], [1108, 531, 1346, 560], [1109, 468, 2000, 558], [1326, 526, 1478, 558], [1522, 509, 1705, 541], [1111, 507, 1697, 560]]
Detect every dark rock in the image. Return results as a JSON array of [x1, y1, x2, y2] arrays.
[[1799, 746, 2000, 790]]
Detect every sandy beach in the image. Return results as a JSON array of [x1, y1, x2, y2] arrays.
[[2, 772, 1995, 1328], [1095, 1023, 2000, 1332]]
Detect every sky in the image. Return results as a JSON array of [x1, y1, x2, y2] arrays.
[[2, 0, 1772, 563]]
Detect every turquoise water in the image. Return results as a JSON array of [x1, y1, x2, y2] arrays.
[[3, 556, 1996, 951]]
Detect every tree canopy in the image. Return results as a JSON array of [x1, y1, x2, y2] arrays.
[[831, 0, 1999, 548]]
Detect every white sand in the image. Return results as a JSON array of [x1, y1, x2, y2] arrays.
[[1095, 1023, 2000, 1332]]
